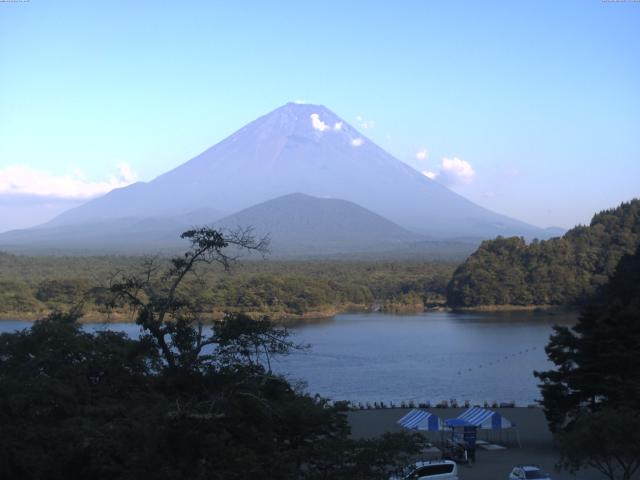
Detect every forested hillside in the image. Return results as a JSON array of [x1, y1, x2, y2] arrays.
[[0, 255, 454, 321], [447, 199, 640, 307]]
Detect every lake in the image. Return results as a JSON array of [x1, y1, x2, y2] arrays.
[[0, 311, 574, 405]]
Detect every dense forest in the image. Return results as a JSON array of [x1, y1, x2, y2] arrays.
[[0, 254, 455, 321], [447, 199, 640, 307], [3, 199, 638, 318]]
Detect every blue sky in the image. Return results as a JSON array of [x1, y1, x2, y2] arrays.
[[1, 0, 639, 231]]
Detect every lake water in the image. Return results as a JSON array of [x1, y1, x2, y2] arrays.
[[0, 311, 573, 405]]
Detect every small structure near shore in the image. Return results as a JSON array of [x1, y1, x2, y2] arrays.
[[397, 408, 446, 431], [447, 407, 521, 448]]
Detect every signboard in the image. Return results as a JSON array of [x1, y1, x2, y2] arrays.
[[463, 426, 477, 447]]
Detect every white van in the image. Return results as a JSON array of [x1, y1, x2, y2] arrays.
[[389, 460, 458, 480]]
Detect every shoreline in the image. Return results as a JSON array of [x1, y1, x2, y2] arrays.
[[453, 304, 559, 312], [0, 303, 576, 324], [0, 306, 365, 324]]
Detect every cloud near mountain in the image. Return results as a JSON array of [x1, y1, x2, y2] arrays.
[[0, 164, 138, 232], [423, 157, 475, 185], [0, 164, 137, 199]]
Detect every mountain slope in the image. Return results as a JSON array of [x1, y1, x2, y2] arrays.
[[213, 193, 422, 256], [0, 193, 480, 258], [0, 193, 423, 256], [0, 209, 224, 254], [46, 102, 547, 240]]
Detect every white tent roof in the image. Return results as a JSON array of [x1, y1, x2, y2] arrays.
[[456, 407, 514, 429], [397, 409, 446, 431]]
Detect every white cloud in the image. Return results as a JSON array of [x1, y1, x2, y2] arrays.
[[356, 115, 375, 130], [0, 163, 138, 199], [351, 138, 364, 147], [422, 157, 475, 185], [294, 99, 306, 104], [333, 121, 343, 131], [441, 157, 475, 183], [117, 163, 136, 184], [310, 113, 329, 132], [416, 149, 428, 161]]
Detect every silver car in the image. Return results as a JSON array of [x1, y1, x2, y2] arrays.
[[389, 460, 458, 480], [508, 465, 553, 480]]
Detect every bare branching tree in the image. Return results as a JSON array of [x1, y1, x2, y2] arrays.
[[108, 226, 272, 369]]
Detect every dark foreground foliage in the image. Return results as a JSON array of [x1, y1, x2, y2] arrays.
[[0, 228, 423, 479], [447, 199, 640, 307], [0, 313, 422, 479], [535, 245, 640, 480]]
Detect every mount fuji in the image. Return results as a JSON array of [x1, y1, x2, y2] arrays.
[[1, 103, 551, 255]]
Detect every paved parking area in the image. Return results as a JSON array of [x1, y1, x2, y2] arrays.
[[348, 407, 616, 480]]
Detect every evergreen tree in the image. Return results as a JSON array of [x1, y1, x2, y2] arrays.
[[535, 245, 640, 480], [447, 199, 640, 307]]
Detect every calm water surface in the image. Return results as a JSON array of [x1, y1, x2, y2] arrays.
[[0, 311, 574, 405]]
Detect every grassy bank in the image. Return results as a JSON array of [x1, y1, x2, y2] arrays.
[[451, 304, 577, 313], [0, 300, 444, 324]]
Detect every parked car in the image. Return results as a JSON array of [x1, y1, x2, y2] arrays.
[[389, 460, 458, 480], [508, 465, 553, 480]]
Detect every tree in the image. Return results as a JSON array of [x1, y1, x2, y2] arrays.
[[0, 227, 423, 479], [0, 310, 160, 480], [447, 199, 640, 308], [555, 408, 640, 480], [535, 245, 640, 480], [107, 226, 270, 370]]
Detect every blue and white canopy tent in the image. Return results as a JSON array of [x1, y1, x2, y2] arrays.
[[456, 407, 513, 429], [397, 409, 446, 431], [447, 407, 520, 447]]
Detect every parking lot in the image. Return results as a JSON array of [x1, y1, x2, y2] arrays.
[[348, 407, 612, 480]]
